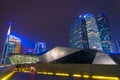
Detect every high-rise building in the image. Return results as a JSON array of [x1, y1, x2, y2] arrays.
[[118, 40, 120, 52], [70, 15, 85, 49], [70, 13, 103, 51], [8, 35, 21, 53], [1, 23, 21, 64], [97, 13, 113, 53], [111, 38, 120, 53], [34, 42, 46, 54]]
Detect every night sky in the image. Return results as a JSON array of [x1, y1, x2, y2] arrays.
[[0, 0, 120, 56]]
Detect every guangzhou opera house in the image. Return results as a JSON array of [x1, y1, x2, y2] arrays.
[[9, 47, 117, 65]]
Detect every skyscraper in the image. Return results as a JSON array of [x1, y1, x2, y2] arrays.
[[111, 38, 119, 53], [118, 40, 120, 52], [1, 23, 21, 64], [70, 13, 102, 51], [97, 13, 113, 53], [8, 35, 21, 53], [70, 15, 85, 49], [34, 42, 46, 54]]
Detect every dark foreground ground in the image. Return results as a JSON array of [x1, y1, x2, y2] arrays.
[[9, 72, 89, 80]]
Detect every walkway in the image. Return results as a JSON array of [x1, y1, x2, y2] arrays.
[[9, 72, 81, 80]]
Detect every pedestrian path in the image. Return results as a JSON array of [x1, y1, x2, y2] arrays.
[[9, 72, 81, 80]]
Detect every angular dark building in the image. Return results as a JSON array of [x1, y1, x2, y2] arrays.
[[97, 13, 113, 53], [39, 47, 116, 64], [70, 14, 102, 51]]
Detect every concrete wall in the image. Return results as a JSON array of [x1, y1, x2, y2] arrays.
[[0, 65, 15, 78], [20, 63, 120, 77]]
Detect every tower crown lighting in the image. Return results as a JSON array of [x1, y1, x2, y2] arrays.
[[7, 22, 12, 35]]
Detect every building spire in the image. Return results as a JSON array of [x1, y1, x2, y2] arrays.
[[7, 22, 12, 35]]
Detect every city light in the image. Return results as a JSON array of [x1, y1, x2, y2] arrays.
[[83, 75, 90, 78], [72, 74, 82, 77], [92, 75, 119, 80], [1, 71, 15, 80], [55, 73, 69, 76]]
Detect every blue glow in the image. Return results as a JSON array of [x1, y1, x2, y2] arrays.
[[79, 15, 82, 18], [28, 49, 32, 52], [9, 22, 12, 27], [83, 15, 87, 18], [83, 13, 94, 18], [12, 34, 35, 51], [11, 32, 45, 53], [9, 35, 21, 41], [112, 52, 120, 54]]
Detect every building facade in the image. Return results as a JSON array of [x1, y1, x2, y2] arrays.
[[9, 54, 39, 65], [110, 38, 120, 53], [70, 13, 102, 51], [118, 40, 120, 52], [97, 13, 113, 53], [8, 35, 21, 53], [34, 42, 46, 54], [70, 16, 85, 48]]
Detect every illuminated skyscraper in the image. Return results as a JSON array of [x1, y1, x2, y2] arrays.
[[97, 13, 113, 53], [1, 23, 21, 64], [34, 42, 46, 54], [8, 35, 21, 53], [70, 13, 102, 51], [118, 40, 120, 51], [111, 38, 119, 53], [70, 15, 89, 49]]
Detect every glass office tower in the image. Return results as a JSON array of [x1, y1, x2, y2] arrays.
[[1, 23, 21, 64], [34, 42, 46, 54], [70, 15, 85, 49], [70, 13, 102, 51], [118, 40, 120, 52], [97, 13, 113, 53]]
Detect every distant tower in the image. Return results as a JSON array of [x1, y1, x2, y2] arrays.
[[97, 13, 113, 53], [1, 22, 21, 64], [8, 35, 21, 53], [118, 40, 120, 52], [111, 38, 119, 53], [34, 42, 46, 54], [70, 13, 102, 51], [70, 15, 85, 49]]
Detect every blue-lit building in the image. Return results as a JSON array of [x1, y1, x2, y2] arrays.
[[1, 23, 21, 64], [97, 13, 113, 53], [34, 42, 46, 54], [70, 15, 86, 49], [118, 40, 120, 51], [110, 38, 120, 53], [70, 14, 102, 51]]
